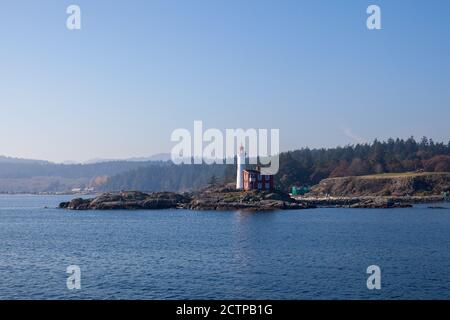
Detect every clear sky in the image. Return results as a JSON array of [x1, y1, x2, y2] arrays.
[[1, 0, 449, 163]]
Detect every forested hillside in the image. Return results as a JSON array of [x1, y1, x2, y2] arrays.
[[275, 137, 450, 190], [101, 137, 450, 192], [99, 164, 235, 192], [1, 137, 449, 193], [0, 160, 165, 193]]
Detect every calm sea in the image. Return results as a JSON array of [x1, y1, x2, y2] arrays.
[[0, 194, 449, 300]]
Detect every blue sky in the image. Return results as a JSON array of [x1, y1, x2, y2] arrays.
[[0, 0, 449, 162]]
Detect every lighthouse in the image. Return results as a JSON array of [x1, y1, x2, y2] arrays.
[[236, 145, 245, 190]]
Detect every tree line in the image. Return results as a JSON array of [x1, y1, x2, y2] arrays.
[[101, 137, 450, 192], [273, 137, 450, 190]]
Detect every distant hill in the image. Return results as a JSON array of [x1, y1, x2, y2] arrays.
[[0, 155, 50, 165], [83, 153, 171, 164], [131, 153, 172, 162], [99, 163, 234, 193], [0, 159, 169, 193]]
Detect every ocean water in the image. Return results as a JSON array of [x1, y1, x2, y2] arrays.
[[0, 194, 449, 300]]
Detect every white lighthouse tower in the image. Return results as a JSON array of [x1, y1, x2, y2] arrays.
[[236, 145, 245, 190]]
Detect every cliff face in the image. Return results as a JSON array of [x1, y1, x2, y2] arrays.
[[307, 172, 450, 197]]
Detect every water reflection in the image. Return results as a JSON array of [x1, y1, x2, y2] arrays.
[[231, 210, 279, 269]]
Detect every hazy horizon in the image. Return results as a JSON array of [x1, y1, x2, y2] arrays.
[[1, 0, 450, 162], [1, 135, 449, 165]]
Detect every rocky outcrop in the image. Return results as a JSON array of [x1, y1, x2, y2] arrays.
[[59, 191, 191, 210], [185, 186, 310, 211], [295, 196, 418, 208], [307, 172, 450, 197], [59, 188, 312, 211]]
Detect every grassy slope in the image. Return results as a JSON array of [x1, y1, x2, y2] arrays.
[[308, 172, 450, 197], [358, 172, 450, 178]]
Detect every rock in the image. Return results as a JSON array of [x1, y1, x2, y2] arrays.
[[62, 198, 91, 210], [296, 196, 415, 208], [59, 202, 69, 209], [349, 198, 412, 208], [185, 189, 310, 211], [60, 191, 191, 210], [59, 188, 312, 211]]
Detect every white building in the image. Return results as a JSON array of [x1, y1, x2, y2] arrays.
[[236, 145, 245, 190]]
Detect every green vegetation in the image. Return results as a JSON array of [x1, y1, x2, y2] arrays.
[[273, 136, 450, 191], [100, 164, 234, 192], [1, 136, 449, 193], [102, 136, 450, 192]]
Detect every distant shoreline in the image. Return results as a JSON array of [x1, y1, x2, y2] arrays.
[[294, 195, 447, 208], [0, 192, 98, 196]]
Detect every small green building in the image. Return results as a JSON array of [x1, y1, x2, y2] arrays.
[[291, 186, 310, 196]]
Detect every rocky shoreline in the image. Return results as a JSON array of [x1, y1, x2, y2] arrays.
[[58, 188, 448, 211], [59, 187, 313, 211], [294, 195, 446, 208], [58, 172, 449, 211]]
